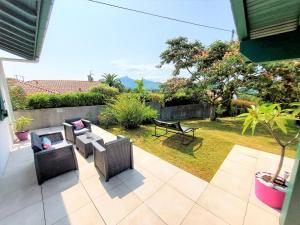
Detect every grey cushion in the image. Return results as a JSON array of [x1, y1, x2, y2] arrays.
[[74, 128, 89, 135], [31, 133, 43, 153]]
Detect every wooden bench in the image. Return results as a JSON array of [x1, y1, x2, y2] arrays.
[[153, 119, 195, 143]]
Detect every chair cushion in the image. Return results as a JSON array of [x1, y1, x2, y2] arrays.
[[65, 117, 81, 125], [72, 120, 85, 130], [42, 137, 52, 149], [31, 133, 43, 153], [74, 128, 89, 136]]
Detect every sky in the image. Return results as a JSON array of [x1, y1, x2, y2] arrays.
[[1, 0, 236, 82]]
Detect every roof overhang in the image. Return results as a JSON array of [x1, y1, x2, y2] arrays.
[[0, 0, 54, 61], [230, 0, 300, 63]]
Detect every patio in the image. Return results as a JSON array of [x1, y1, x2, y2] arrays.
[[0, 124, 294, 225]]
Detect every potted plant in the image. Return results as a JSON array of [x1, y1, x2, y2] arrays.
[[239, 103, 300, 209], [15, 116, 33, 141]]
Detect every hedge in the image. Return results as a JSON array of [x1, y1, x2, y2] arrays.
[[26, 92, 106, 109]]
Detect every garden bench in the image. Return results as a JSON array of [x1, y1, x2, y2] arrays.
[[153, 119, 195, 143]]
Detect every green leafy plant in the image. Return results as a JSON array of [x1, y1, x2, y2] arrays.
[[9, 86, 27, 110], [15, 116, 33, 132], [26, 92, 106, 109], [98, 107, 117, 128], [89, 83, 119, 98], [239, 103, 300, 183], [141, 105, 158, 124], [107, 93, 157, 129]]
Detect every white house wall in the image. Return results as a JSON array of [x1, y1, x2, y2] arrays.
[[0, 61, 13, 175]]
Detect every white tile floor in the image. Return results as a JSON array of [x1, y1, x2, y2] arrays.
[[0, 125, 295, 225]]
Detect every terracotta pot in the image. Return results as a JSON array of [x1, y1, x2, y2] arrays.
[[15, 131, 29, 141], [255, 171, 287, 209]]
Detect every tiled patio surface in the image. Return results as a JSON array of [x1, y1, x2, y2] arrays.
[[0, 125, 295, 225]]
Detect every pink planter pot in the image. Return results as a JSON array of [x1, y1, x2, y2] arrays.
[[15, 131, 29, 141], [255, 171, 286, 209]]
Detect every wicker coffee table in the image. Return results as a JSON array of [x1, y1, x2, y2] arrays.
[[76, 133, 104, 158]]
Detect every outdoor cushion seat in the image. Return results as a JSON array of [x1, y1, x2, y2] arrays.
[[74, 128, 90, 135], [63, 118, 92, 143], [93, 135, 133, 182], [31, 132, 78, 185]]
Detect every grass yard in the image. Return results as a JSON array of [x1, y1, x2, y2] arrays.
[[103, 117, 298, 182]]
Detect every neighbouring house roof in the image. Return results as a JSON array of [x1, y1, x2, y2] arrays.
[[230, 0, 300, 63], [7, 79, 101, 94], [0, 0, 54, 60]]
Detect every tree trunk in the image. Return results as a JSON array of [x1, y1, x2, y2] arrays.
[[209, 104, 217, 121], [271, 146, 285, 183]]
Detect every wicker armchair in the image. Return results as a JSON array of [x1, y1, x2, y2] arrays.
[[31, 132, 78, 185], [93, 135, 133, 181], [63, 118, 92, 143]]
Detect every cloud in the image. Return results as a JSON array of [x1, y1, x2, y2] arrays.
[[110, 59, 174, 81]]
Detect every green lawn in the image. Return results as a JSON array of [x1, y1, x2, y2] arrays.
[[103, 117, 298, 182]]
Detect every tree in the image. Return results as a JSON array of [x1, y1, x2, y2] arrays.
[[239, 103, 300, 183], [159, 37, 204, 76], [160, 38, 253, 120], [9, 86, 27, 110], [102, 73, 124, 92], [134, 79, 145, 94], [250, 61, 300, 104]]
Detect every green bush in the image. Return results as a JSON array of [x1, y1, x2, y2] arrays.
[[27, 92, 106, 109], [141, 106, 158, 124], [89, 83, 119, 98], [164, 92, 199, 106], [106, 93, 157, 129], [9, 86, 27, 110], [98, 107, 117, 128]]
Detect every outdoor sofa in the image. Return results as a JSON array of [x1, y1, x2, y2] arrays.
[[63, 118, 91, 143], [92, 135, 133, 181], [31, 132, 78, 185]]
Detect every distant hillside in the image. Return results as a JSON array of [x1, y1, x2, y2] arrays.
[[118, 76, 160, 90]]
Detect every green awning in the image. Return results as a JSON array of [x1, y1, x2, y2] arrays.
[[230, 0, 300, 63], [0, 0, 54, 60]]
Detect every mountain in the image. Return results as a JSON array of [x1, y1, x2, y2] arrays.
[[118, 76, 160, 90]]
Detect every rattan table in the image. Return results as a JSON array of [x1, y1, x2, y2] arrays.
[[76, 133, 104, 158]]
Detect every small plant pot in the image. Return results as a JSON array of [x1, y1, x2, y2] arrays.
[[15, 131, 29, 141], [255, 171, 287, 209]]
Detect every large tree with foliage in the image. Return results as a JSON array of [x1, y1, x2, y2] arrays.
[[160, 37, 253, 120], [250, 61, 300, 104]]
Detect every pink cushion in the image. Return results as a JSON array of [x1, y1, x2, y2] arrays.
[[72, 120, 85, 130]]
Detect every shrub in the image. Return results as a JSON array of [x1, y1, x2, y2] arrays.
[[145, 93, 164, 105], [9, 86, 27, 110], [106, 93, 157, 129], [89, 83, 119, 98], [27, 92, 106, 109], [164, 93, 199, 107], [98, 107, 117, 128], [141, 106, 158, 124]]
